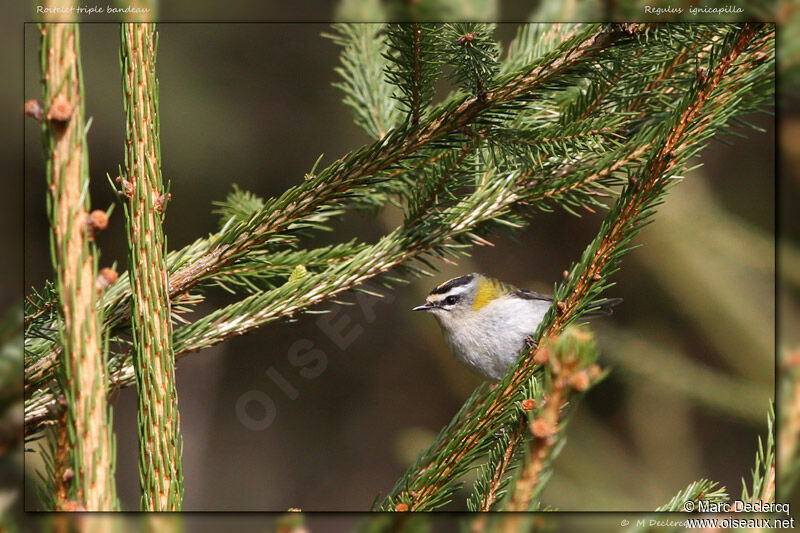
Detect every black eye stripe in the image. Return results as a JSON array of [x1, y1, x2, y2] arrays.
[[444, 295, 459, 305]]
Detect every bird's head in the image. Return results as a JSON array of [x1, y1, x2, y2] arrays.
[[412, 273, 508, 327]]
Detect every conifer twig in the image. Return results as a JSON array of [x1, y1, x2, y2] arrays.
[[505, 332, 601, 513], [655, 480, 728, 512], [38, 23, 117, 511], [479, 417, 525, 512], [742, 405, 775, 505], [120, 22, 183, 511], [325, 24, 399, 140]]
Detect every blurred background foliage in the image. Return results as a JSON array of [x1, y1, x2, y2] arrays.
[[0, 0, 795, 529]]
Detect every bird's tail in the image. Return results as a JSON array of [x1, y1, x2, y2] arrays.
[[585, 297, 623, 317]]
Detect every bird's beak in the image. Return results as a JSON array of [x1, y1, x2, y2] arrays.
[[412, 303, 435, 311]]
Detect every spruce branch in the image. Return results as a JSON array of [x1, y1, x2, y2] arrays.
[[24, 23, 640, 434], [36, 23, 117, 511], [473, 416, 526, 512], [128, 131, 643, 358], [326, 24, 400, 140], [379, 23, 772, 511], [441, 23, 499, 98], [655, 480, 728, 512], [742, 405, 775, 504], [384, 23, 441, 127], [503, 330, 602, 512], [120, 23, 183, 511], [469, 331, 603, 514]]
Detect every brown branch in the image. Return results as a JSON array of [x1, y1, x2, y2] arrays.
[[552, 24, 761, 330], [122, 22, 183, 511], [499, 32, 765, 498], [41, 22, 116, 511]]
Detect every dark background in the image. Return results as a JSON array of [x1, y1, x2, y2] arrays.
[[17, 22, 779, 512]]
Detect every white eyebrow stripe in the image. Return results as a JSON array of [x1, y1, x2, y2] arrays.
[[432, 285, 471, 300]]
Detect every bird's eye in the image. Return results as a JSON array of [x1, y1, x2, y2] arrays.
[[444, 295, 458, 305]]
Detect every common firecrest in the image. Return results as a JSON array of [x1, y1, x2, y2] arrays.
[[413, 273, 620, 380]]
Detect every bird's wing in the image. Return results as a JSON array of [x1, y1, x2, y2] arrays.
[[513, 289, 553, 302], [514, 287, 622, 316]]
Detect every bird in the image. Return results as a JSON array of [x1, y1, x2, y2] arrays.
[[412, 273, 620, 381]]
